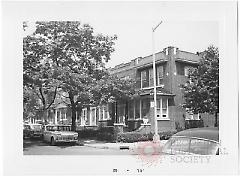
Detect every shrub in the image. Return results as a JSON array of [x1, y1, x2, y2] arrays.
[[185, 119, 204, 129], [158, 130, 177, 140], [96, 126, 115, 142], [116, 132, 151, 143], [116, 130, 177, 143], [98, 126, 114, 134], [96, 132, 114, 142], [77, 129, 98, 138]]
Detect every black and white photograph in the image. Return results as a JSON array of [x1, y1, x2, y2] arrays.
[[1, 1, 239, 176]]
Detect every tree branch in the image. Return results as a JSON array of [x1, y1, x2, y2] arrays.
[[39, 87, 46, 108], [46, 86, 58, 110]]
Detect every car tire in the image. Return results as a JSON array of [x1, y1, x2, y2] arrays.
[[50, 137, 55, 146]]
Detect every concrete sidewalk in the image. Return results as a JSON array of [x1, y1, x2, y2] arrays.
[[82, 140, 168, 150]]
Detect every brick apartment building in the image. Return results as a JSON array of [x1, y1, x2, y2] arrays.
[[43, 46, 215, 132]]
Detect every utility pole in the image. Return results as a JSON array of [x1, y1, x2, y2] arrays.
[[152, 21, 162, 143]]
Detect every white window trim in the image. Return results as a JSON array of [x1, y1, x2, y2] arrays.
[[106, 105, 110, 120], [184, 66, 191, 77], [98, 105, 110, 121], [157, 65, 164, 86], [185, 111, 200, 120], [64, 109, 67, 120], [102, 105, 107, 120], [98, 106, 102, 121], [81, 108, 87, 126], [75, 111, 78, 122], [90, 107, 97, 126], [141, 85, 164, 90], [156, 98, 170, 120], [140, 66, 164, 89], [140, 71, 144, 88]]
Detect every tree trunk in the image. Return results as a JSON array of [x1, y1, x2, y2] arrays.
[[71, 106, 77, 131], [42, 109, 48, 124], [214, 112, 218, 127], [69, 91, 76, 131]]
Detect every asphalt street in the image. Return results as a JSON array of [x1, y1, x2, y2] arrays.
[[23, 139, 135, 155]]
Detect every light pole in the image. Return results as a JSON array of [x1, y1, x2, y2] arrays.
[[152, 21, 162, 143]]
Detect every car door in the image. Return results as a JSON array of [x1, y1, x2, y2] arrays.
[[43, 126, 51, 142]]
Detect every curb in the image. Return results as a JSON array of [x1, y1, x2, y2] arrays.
[[84, 143, 134, 150], [83, 141, 168, 150]]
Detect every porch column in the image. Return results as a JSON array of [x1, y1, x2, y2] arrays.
[[60, 109, 62, 123], [75, 111, 78, 123], [89, 107, 92, 126], [65, 108, 66, 119], [55, 109, 58, 124]]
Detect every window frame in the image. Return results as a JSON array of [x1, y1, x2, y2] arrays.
[[156, 98, 169, 120], [89, 107, 97, 126], [140, 65, 164, 89]]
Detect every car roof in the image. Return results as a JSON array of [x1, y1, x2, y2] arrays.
[[26, 123, 42, 126], [45, 125, 71, 127], [173, 127, 219, 142]]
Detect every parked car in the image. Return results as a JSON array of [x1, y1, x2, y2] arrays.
[[43, 125, 78, 145], [161, 127, 219, 155], [23, 123, 44, 139]]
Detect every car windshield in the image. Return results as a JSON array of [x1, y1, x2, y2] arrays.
[[57, 126, 71, 131], [162, 137, 218, 155], [31, 125, 42, 130], [24, 125, 30, 130], [46, 125, 71, 131]]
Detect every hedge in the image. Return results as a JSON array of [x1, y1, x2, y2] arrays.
[[77, 127, 177, 143], [116, 130, 177, 143]]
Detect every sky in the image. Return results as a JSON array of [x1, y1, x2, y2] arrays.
[[23, 1, 219, 68]]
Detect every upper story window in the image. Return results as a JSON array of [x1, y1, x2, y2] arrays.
[[140, 65, 164, 89], [176, 62, 193, 77], [184, 66, 191, 77], [156, 65, 164, 86], [141, 70, 148, 88]]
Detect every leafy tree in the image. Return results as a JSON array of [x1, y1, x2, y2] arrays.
[[24, 21, 137, 130], [181, 46, 219, 127], [26, 21, 118, 131], [23, 25, 60, 121], [92, 74, 136, 104]]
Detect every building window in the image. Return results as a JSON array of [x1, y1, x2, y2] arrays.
[[99, 105, 109, 121], [141, 66, 164, 89], [176, 62, 184, 75], [185, 111, 200, 120], [81, 108, 87, 126], [149, 68, 154, 87], [176, 63, 193, 76], [156, 65, 164, 86], [156, 98, 169, 119], [141, 70, 148, 88], [141, 99, 150, 118], [162, 98, 168, 118], [134, 100, 140, 119], [128, 100, 134, 119], [184, 66, 191, 77], [90, 107, 97, 126]]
